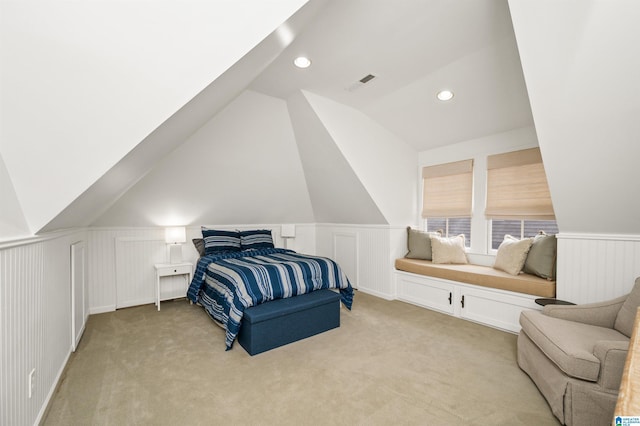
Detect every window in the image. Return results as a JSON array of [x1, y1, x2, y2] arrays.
[[486, 147, 556, 250], [426, 217, 471, 247], [485, 147, 554, 220], [422, 159, 473, 246], [490, 219, 558, 250]]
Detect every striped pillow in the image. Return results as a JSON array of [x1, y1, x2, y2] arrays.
[[201, 228, 241, 254], [240, 229, 274, 250]]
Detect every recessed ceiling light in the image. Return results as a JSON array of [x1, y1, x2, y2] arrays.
[[293, 56, 311, 69], [437, 90, 454, 101]]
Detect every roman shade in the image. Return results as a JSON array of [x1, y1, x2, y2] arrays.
[[422, 159, 473, 218], [485, 147, 555, 220]]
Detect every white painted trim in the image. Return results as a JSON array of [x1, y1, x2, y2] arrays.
[[0, 227, 88, 250], [89, 305, 116, 315], [357, 287, 395, 301], [71, 240, 87, 352], [34, 346, 72, 426], [557, 233, 640, 242], [315, 223, 403, 230]]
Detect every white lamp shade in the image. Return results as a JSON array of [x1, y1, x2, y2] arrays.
[[281, 224, 296, 238], [165, 227, 186, 244]]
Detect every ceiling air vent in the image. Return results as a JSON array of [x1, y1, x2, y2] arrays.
[[359, 74, 376, 83], [345, 74, 377, 92]]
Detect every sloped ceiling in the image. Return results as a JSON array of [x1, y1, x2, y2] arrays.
[[0, 0, 316, 234], [91, 0, 528, 228], [92, 90, 317, 227], [92, 88, 416, 227], [509, 0, 640, 234], [287, 91, 388, 224], [249, 0, 533, 151], [301, 91, 417, 225], [0, 155, 30, 239], [6, 0, 637, 236], [6, 0, 532, 235]]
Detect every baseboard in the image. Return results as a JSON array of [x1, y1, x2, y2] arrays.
[[356, 287, 394, 301], [35, 347, 72, 425], [89, 304, 116, 314]]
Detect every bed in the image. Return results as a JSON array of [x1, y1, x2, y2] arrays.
[[186, 228, 354, 350]]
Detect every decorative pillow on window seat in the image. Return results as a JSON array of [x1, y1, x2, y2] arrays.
[[523, 231, 557, 280], [493, 235, 533, 275], [430, 234, 468, 264], [405, 227, 441, 260]]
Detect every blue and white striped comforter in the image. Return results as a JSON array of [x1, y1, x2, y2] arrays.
[[186, 248, 354, 350]]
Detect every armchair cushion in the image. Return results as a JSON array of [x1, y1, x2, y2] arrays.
[[593, 340, 630, 391], [614, 277, 640, 337], [520, 310, 629, 382], [543, 296, 627, 329]]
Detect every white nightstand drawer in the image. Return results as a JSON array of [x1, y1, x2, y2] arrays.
[[156, 264, 191, 277]]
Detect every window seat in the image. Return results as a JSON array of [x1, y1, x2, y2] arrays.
[[394, 258, 556, 298]]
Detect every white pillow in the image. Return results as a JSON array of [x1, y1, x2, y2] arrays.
[[493, 235, 534, 275], [430, 234, 468, 264]]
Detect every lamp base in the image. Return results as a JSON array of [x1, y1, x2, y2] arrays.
[[169, 244, 183, 264]]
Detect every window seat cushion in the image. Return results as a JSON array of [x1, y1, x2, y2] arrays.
[[395, 258, 556, 298]]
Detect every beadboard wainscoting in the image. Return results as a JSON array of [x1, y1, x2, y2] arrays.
[[556, 233, 640, 304], [87, 225, 318, 314], [315, 224, 406, 299], [0, 230, 88, 426]]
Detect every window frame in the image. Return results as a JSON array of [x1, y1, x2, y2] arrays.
[[424, 217, 472, 248], [488, 218, 559, 252]]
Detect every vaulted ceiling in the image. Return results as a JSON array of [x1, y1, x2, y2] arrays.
[[2, 0, 640, 237], [249, 0, 533, 151]]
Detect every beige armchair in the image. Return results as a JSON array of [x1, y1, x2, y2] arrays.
[[518, 277, 640, 426]]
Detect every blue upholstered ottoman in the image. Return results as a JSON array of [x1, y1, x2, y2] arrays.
[[237, 289, 341, 356]]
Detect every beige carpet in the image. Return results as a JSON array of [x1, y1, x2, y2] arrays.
[[43, 292, 560, 425]]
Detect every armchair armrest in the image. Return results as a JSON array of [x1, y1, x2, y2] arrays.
[[593, 339, 630, 391], [543, 295, 627, 328]]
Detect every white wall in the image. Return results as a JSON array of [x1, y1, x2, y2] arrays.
[[303, 91, 418, 226], [287, 91, 388, 224], [509, 0, 640, 235], [0, 153, 30, 241], [91, 90, 315, 227], [0, 230, 87, 426], [0, 0, 310, 234], [507, 0, 640, 302], [315, 224, 405, 299]]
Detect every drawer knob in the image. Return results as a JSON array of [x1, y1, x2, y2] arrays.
[[173, 269, 177, 273]]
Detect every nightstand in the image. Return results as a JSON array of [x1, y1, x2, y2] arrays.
[[154, 262, 192, 311]]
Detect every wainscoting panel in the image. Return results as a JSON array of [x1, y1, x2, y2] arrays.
[[89, 228, 174, 312], [71, 240, 86, 351], [333, 232, 358, 288], [115, 237, 166, 308], [557, 234, 640, 304], [316, 224, 397, 299], [0, 230, 86, 426], [87, 229, 119, 313], [0, 243, 44, 426]]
